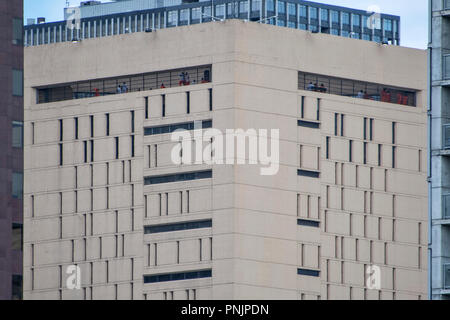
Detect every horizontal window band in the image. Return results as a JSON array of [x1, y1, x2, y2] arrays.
[[299, 70, 416, 107], [144, 269, 212, 284], [297, 169, 320, 178], [297, 268, 320, 277], [298, 120, 320, 129], [144, 170, 212, 185], [36, 65, 212, 104], [297, 219, 320, 228], [144, 119, 212, 136], [144, 219, 212, 234]]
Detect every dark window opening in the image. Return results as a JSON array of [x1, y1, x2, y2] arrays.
[[298, 169, 320, 178], [209, 88, 213, 111], [115, 137, 119, 159], [84, 141, 88, 163], [74, 117, 79, 139], [145, 97, 149, 119], [326, 136, 330, 159], [186, 92, 190, 114], [106, 114, 110, 136], [298, 120, 320, 129], [297, 219, 320, 228], [36, 65, 212, 104], [59, 143, 63, 165], [298, 268, 320, 277], [144, 269, 211, 284], [162, 94, 166, 117], [144, 120, 212, 136], [144, 170, 212, 185], [90, 115, 94, 138], [145, 219, 212, 234], [298, 71, 417, 107]]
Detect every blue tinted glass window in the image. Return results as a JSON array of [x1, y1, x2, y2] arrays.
[[309, 7, 318, 19], [383, 19, 392, 31], [277, 1, 286, 14], [267, 0, 275, 11], [299, 23, 307, 30], [192, 8, 201, 20], [288, 21, 296, 28], [298, 268, 320, 277], [287, 3, 295, 15], [277, 19, 286, 26], [299, 5, 307, 17], [239, 1, 248, 14], [342, 12, 350, 24], [251, 0, 261, 12], [352, 14, 360, 27], [331, 10, 339, 23], [331, 28, 339, 35], [321, 9, 328, 21], [216, 4, 225, 16]]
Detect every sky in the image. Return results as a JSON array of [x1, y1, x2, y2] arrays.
[[24, 0, 428, 49]]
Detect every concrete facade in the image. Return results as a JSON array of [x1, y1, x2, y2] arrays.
[[24, 20, 427, 300], [0, 0, 24, 300], [429, 0, 450, 300]]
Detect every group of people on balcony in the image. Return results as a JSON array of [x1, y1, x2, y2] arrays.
[[179, 71, 191, 86], [307, 82, 327, 93], [380, 88, 409, 105], [306, 82, 410, 106], [116, 82, 129, 94]]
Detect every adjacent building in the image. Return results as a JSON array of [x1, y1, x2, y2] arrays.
[[23, 20, 427, 300], [0, 0, 24, 300], [23, 0, 400, 47], [429, 0, 450, 300]]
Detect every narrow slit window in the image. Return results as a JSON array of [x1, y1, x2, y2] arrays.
[[186, 92, 190, 114], [106, 114, 110, 136], [209, 88, 213, 111], [145, 97, 149, 119]]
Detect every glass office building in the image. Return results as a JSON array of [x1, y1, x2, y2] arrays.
[[24, 0, 400, 47]]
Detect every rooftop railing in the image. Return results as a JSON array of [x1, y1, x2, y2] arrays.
[[298, 71, 417, 107], [36, 65, 211, 104]]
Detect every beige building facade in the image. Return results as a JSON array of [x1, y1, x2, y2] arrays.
[[23, 20, 427, 300]]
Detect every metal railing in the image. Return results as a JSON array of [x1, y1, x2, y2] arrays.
[[444, 264, 450, 289]]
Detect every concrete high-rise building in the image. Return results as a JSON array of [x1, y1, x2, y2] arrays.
[[23, 0, 400, 47], [24, 20, 427, 300], [429, 0, 450, 300], [0, 0, 24, 300]]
